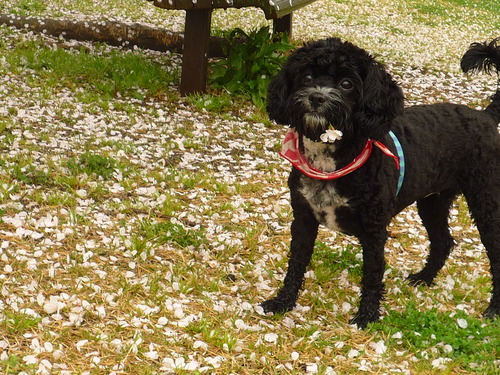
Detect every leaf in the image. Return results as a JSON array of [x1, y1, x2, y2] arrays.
[[208, 26, 295, 108]]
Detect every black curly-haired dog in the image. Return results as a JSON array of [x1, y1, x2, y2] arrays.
[[261, 37, 500, 328]]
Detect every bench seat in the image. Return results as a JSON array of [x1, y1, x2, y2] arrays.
[[149, 0, 317, 19]]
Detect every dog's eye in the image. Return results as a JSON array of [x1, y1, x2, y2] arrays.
[[340, 79, 353, 90], [302, 74, 313, 84]]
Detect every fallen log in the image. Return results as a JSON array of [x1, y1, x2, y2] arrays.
[[0, 13, 226, 56]]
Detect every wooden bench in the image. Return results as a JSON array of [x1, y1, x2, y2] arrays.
[[147, 0, 317, 95]]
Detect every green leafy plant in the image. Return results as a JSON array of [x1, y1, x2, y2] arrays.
[[210, 26, 294, 108]]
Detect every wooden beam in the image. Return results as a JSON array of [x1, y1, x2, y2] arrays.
[[180, 9, 213, 95]]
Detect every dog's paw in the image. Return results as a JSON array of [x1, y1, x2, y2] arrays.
[[349, 309, 380, 329], [261, 297, 295, 315], [483, 304, 500, 320], [407, 272, 434, 287]]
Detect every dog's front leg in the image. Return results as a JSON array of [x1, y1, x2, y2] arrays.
[[350, 231, 387, 329], [261, 201, 319, 314]]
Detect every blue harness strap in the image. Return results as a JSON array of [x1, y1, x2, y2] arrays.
[[388, 131, 405, 195]]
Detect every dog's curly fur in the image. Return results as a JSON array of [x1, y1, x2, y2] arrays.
[[261, 37, 500, 328]]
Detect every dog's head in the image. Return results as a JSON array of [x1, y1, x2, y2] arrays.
[[267, 38, 404, 141]]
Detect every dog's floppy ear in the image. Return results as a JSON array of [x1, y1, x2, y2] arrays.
[[355, 61, 404, 139], [267, 68, 291, 125]]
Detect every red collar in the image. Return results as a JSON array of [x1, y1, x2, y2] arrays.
[[279, 129, 399, 180]]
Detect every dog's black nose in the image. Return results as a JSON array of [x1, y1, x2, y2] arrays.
[[309, 92, 326, 108]]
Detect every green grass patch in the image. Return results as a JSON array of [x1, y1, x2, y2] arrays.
[[186, 319, 239, 351], [5, 39, 178, 100], [0, 310, 42, 333], [405, 0, 500, 26], [67, 152, 119, 180], [446, 0, 500, 13], [136, 219, 206, 250], [10, 0, 47, 16], [313, 242, 362, 281], [372, 305, 499, 373], [187, 92, 234, 113], [0, 354, 36, 375], [10, 164, 53, 187]]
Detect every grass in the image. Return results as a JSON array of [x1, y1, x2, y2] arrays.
[[5, 39, 178, 101], [372, 305, 499, 373], [444, 0, 499, 12], [0, 0, 499, 374], [10, 0, 46, 16], [406, 0, 500, 29], [0, 311, 42, 333], [67, 153, 120, 180]]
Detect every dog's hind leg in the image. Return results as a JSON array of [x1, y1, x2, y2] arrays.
[[261, 194, 320, 314], [481, 223, 500, 319], [462, 179, 500, 319], [408, 191, 457, 286]]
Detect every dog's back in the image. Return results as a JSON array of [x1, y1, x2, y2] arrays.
[[391, 102, 499, 210], [392, 38, 500, 207]]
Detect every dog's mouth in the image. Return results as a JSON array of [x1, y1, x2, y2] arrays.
[[290, 87, 351, 141], [302, 113, 344, 143], [303, 113, 329, 128], [297, 114, 339, 142]]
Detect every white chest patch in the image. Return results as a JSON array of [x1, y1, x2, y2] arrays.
[[299, 178, 349, 231], [299, 139, 350, 231], [302, 137, 337, 172]]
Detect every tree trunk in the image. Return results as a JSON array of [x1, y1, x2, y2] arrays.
[[0, 13, 226, 56]]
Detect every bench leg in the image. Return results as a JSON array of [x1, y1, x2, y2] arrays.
[[180, 9, 212, 95], [273, 13, 292, 38]]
